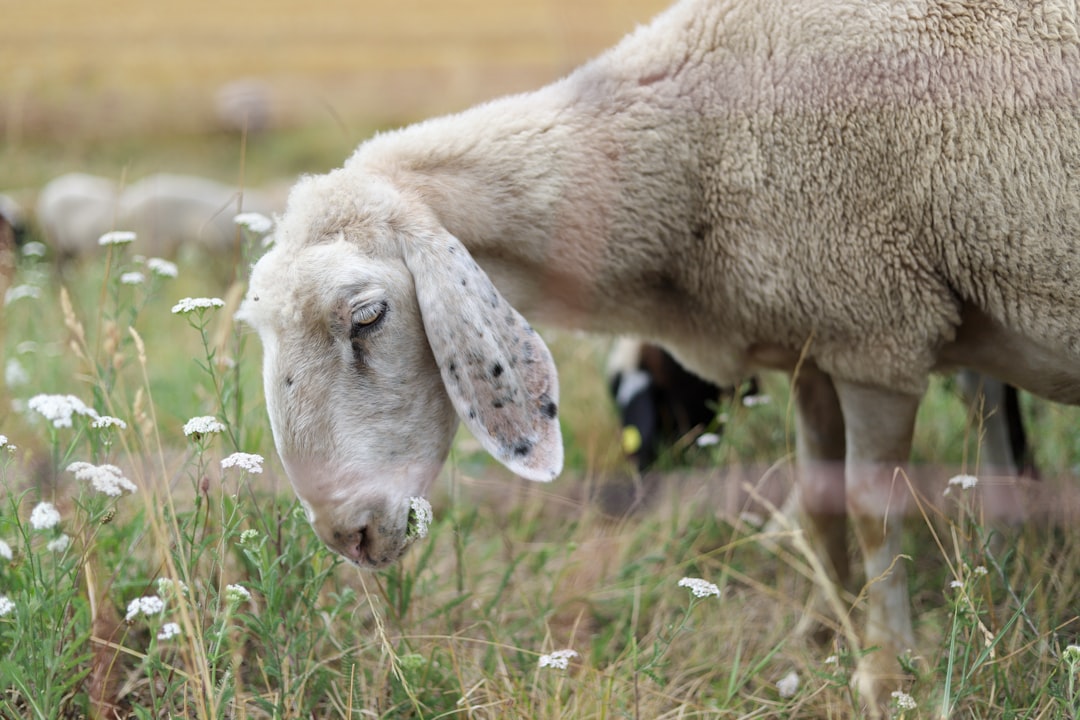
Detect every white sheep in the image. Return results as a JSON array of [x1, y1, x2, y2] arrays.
[[34, 173, 119, 260], [118, 173, 281, 259], [240, 0, 1080, 706]]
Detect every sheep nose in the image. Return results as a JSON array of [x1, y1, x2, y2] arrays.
[[334, 524, 377, 566]]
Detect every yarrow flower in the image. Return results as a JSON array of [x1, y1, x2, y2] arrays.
[[239, 529, 260, 545], [28, 394, 99, 428], [67, 461, 137, 497], [944, 474, 979, 495], [5, 359, 28, 387], [678, 576, 721, 599], [0, 596, 14, 617], [225, 584, 251, 604], [743, 394, 772, 408], [120, 272, 145, 286], [696, 432, 721, 447], [156, 577, 189, 598], [157, 622, 182, 641], [171, 297, 225, 315], [91, 415, 128, 430], [99, 230, 136, 246], [147, 257, 178, 278], [0, 539, 12, 561], [47, 534, 71, 553], [234, 212, 274, 235], [776, 670, 800, 698], [220, 452, 264, 474], [890, 690, 917, 711], [183, 416, 227, 437], [29, 501, 61, 530], [538, 649, 578, 670], [125, 595, 165, 622], [407, 496, 433, 540]]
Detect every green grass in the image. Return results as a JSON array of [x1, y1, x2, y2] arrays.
[[0, 130, 1079, 719]]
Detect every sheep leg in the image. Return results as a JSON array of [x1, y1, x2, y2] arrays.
[[788, 367, 850, 640], [834, 380, 921, 707]]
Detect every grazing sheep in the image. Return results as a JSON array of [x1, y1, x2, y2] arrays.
[[240, 0, 1080, 705], [118, 174, 280, 259], [34, 173, 119, 260]]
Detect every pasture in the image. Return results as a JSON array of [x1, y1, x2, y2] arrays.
[[2, 1, 1080, 717]]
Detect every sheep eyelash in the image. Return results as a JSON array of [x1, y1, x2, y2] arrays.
[[349, 301, 388, 338]]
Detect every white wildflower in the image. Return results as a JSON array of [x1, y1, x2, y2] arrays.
[[156, 577, 189, 598], [239, 529, 260, 545], [777, 670, 800, 698], [538, 649, 578, 670], [21, 241, 47, 258], [147, 257, 178, 278], [47, 534, 71, 553], [157, 622, 182, 641], [220, 452, 264, 474], [0, 539, 12, 561], [120, 271, 145, 286], [407, 496, 433, 540], [125, 595, 165, 622], [234, 212, 273, 235], [950, 579, 964, 589], [944, 474, 979, 495], [67, 461, 137, 497], [696, 432, 721, 447], [824, 655, 838, 665], [91, 415, 128, 430], [678, 576, 721, 599], [1063, 645, 1080, 665], [5, 284, 41, 305], [972, 565, 988, 576], [29, 501, 61, 530], [183, 416, 226, 437], [171, 297, 225, 315], [28, 393, 99, 428], [99, 230, 136, 246], [0, 435, 7, 449], [743, 394, 772, 408], [890, 690, 917, 711], [0, 596, 14, 617], [5, 358, 29, 387], [225, 583, 251, 604]]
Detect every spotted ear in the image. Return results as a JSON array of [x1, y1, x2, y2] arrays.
[[403, 230, 563, 482]]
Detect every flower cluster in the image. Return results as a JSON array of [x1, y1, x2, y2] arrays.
[[234, 212, 274, 235], [146, 257, 179, 278], [890, 690, 917, 711], [28, 394, 98, 428], [29, 502, 61, 530], [677, 576, 721, 599], [171, 297, 225, 315], [91, 415, 127, 430], [125, 595, 165, 622], [0, 596, 14, 617], [407, 496, 434, 540], [944, 474, 979, 495], [67, 461, 137, 497], [220, 452, 264, 474], [225, 584, 251, 604], [776, 670, 800, 698], [183, 416, 227, 437], [98, 231, 136, 247], [538, 649, 578, 670], [157, 622, 182, 641]]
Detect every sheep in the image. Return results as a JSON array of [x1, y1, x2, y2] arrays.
[[34, 173, 119, 261], [118, 173, 281, 259], [239, 0, 1080, 706], [34, 172, 284, 261]]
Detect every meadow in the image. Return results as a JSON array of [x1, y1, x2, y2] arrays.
[[3, 2, 1080, 717]]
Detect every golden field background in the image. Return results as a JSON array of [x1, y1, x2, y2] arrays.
[[2, 0, 671, 141]]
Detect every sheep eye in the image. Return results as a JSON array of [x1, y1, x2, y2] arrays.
[[350, 301, 387, 337]]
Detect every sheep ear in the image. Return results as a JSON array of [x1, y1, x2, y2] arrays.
[[403, 231, 563, 482]]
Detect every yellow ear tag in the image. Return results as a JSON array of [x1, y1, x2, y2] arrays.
[[622, 425, 643, 455]]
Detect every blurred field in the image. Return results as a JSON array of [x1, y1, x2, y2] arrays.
[[2, 0, 669, 143]]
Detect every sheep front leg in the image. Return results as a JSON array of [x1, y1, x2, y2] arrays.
[[790, 367, 849, 639], [834, 380, 921, 708]]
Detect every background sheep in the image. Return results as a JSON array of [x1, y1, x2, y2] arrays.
[[33, 172, 285, 262], [34, 173, 119, 261], [240, 0, 1080, 707]]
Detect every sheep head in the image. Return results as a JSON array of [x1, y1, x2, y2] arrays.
[[239, 171, 563, 568]]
